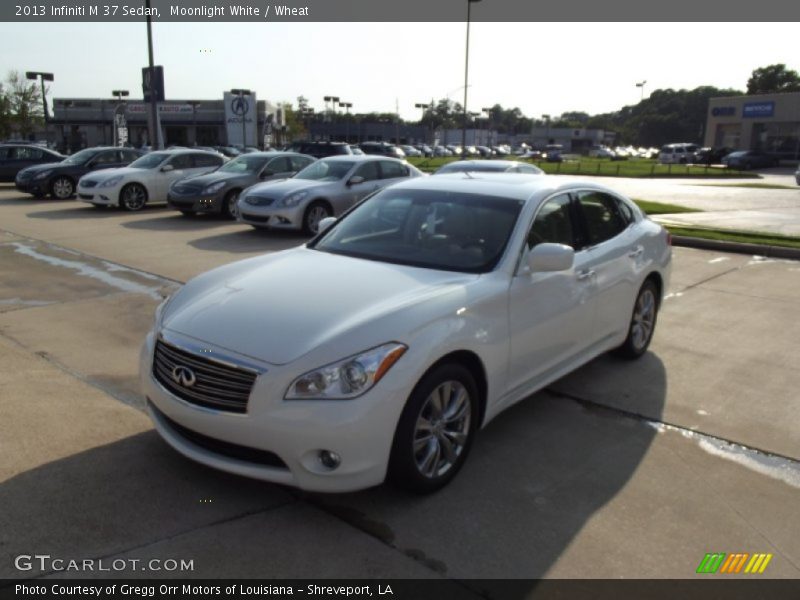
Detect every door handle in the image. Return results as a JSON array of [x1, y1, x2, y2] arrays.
[[628, 247, 644, 259], [576, 269, 595, 281]]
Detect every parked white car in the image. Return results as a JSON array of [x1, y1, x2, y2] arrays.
[[77, 149, 225, 211], [140, 175, 672, 493]]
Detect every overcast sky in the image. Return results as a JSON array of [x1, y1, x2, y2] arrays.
[[1, 22, 797, 120]]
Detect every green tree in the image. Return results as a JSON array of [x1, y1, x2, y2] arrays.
[[747, 64, 800, 95], [6, 70, 45, 136], [0, 83, 12, 139]]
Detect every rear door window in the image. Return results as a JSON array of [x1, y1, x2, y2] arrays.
[[575, 191, 627, 246]]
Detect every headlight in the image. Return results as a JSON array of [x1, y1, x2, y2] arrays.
[[285, 343, 407, 400], [280, 190, 309, 207], [203, 181, 226, 194], [98, 175, 123, 188], [153, 294, 173, 329], [34, 170, 53, 180]]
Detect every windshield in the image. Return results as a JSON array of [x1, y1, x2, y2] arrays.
[[311, 188, 523, 273], [62, 148, 100, 165], [129, 152, 170, 169], [295, 160, 355, 181], [218, 155, 270, 174]]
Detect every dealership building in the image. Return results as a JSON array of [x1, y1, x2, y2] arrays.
[[48, 95, 277, 152], [705, 91, 800, 160]]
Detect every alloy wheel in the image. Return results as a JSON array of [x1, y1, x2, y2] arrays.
[[631, 287, 656, 352], [413, 380, 472, 479]]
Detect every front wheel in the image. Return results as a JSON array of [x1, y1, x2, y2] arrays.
[[222, 189, 240, 219], [119, 183, 148, 211], [50, 176, 75, 199], [388, 364, 479, 494], [302, 201, 332, 235], [613, 280, 659, 359]]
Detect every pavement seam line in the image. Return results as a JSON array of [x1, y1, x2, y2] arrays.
[[675, 265, 741, 294], [545, 388, 800, 466], [0, 328, 145, 411], [299, 495, 488, 598]]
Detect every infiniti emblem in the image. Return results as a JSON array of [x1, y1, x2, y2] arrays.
[[171, 365, 197, 388]]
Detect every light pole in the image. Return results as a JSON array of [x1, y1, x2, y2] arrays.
[[111, 90, 129, 147], [62, 100, 74, 153], [231, 88, 252, 148], [481, 107, 493, 147], [187, 100, 201, 146], [415, 103, 429, 144], [542, 114, 551, 146], [461, 0, 481, 157], [636, 80, 647, 102], [339, 101, 352, 142], [26, 71, 53, 144], [144, 0, 160, 149]]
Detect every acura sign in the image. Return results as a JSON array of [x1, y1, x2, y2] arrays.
[[224, 91, 257, 147]]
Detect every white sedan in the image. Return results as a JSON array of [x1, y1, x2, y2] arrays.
[[140, 175, 671, 493], [77, 149, 225, 211]]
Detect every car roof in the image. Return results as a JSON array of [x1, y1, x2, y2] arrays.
[[319, 154, 401, 163], [388, 173, 628, 203]]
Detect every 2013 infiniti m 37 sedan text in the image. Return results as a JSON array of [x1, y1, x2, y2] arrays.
[[140, 175, 672, 493]]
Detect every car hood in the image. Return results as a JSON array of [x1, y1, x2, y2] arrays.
[[19, 162, 66, 174], [176, 171, 243, 187], [162, 248, 477, 365], [244, 178, 329, 198], [86, 166, 146, 181]]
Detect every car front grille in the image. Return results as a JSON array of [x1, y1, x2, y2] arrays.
[[79, 194, 94, 200], [81, 180, 98, 188], [244, 196, 275, 206], [172, 184, 203, 194], [150, 402, 288, 469], [153, 339, 258, 413]]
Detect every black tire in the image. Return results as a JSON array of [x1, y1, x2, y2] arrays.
[[388, 363, 479, 494], [302, 200, 332, 235], [222, 189, 241, 219], [613, 279, 659, 359], [50, 176, 75, 199], [119, 183, 148, 211]]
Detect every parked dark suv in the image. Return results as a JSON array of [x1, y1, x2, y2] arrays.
[[286, 141, 352, 159], [15, 146, 142, 199], [1, 144, 64, 183]]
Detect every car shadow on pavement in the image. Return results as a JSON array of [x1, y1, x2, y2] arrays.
[[26, 205, 163, 220], [306, 354, 667, 584], [188, 228, 309, 254], [121, 214, 239, 232], [2, 353, 666, 583]]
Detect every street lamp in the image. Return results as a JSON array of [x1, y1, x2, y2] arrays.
[[61, 100, 74, 153], [415, 102, 430, 144], [481, 107, 492, 146], [339, 101, 352, 142], [187, 100, 201, 146], [636, 80, 647, 102], [542, 114, 551, 146], [461, 0, 481, 157], [26, 71, 53, 144], [231, 88, 252, 148], [111, 90, 129, 147]]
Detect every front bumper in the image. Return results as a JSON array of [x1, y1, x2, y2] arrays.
[[15, 178, 45, 195], [167, 190, 225, 213], [77, 185, 120, 205], [139, 330, 408, 492], [237, 204, 303, 230]]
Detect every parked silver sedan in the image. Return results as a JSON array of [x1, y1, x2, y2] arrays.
[[237, 155, 424, 234]]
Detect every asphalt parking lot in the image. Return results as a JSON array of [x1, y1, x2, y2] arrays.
[[1, 185, 799, 584]]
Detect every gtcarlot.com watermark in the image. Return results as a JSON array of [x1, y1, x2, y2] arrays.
[[14, 554, 194, 573]]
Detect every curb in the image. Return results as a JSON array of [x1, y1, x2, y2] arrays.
[[671, 235, 800, 260]]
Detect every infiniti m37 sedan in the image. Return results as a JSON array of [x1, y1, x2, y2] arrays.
[[140, 175, 671, 493]]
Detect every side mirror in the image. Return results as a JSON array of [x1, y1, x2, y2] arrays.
[[160, 164, 174, 172], [317, 216, 337, 234], [347, 175, 365, 186], [525, 243, 574, 273], [260, 170, 274, 179]]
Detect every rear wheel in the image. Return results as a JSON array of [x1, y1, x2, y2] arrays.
[[388, 363, 479, 493], [614, 280, 659, 359], [119, 183, 147, 211], [302, 201, 331, 235], [222, 189, 241, 219], [50, 176, 75, 199]]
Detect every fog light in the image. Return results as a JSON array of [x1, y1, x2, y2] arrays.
[[319, 450, 341, 470]]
